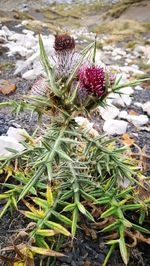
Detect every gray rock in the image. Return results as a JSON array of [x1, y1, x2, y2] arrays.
[[22, 69, 39, 80], [98, 105, 120, 121], [7, 127, 26, 142], [134, 102, 143, 108], [103, 119, 128, 135], [127, 114, 149, 126], [135, 85, 143, 91], [119, 110, 128, 119], [142, 101, 150, 116], [0, 135, 25, 157]]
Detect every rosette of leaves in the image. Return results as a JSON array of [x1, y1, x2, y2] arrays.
[[0, 34, 150, 266]]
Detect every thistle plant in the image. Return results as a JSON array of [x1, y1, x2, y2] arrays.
[[0, 34, 150, 266]]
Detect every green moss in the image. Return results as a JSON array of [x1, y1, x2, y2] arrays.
[[48, 1, 106, 18], [92, 18, 148, 45], [105, 0, 143, 19], [0, 62, 15, 70], [24, 20, 60, 34], [124, 40, 137, 49], [96, 41, 103, 50], [13, 11, 34, 20], [143, 22, 150, 32], [107, 4, 128, 19], [138, 61, 150, 71]]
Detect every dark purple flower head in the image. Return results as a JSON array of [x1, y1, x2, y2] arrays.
[[54, 34, 75, 52], [53, 34, 80, 79], [78, 65, 105, 97]]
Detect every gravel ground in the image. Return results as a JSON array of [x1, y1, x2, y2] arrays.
[[0, 210, 149, 266]]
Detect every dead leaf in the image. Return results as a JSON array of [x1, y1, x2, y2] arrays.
[[84, 260, 92, 266], [134, 231, 150, 244], [122, 134, 135, 147], [0, 254, 19, 266], [104, 232, 118, 240], [81, 224, 97, 240], [0, 79, 16, 95], [125, 230, 150, 247], [92, 218, 110, 229], [135, 174, 150, 201], [29, 246, 64, 257], [129, 110, 138, 116]]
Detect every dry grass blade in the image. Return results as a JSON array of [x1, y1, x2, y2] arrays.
[[28, 246, 65, 257]]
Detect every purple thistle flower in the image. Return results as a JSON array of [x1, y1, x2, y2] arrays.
[[78, 65, 105, 97], [54, 34, 80, 79], [30, 34, 80, 97]]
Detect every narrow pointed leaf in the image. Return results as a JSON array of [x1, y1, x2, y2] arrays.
[[18, 166, 45, 201], [32, 197, 48, 209], [63, 203, 76, 212], [101, 206, 116, 219], [45, 221, 71, 236], [52, 210, 72, 226], [0, 199, 11, 219], [36, 229, 56, 237], [23, 200, 45, 217], [47, 183, 54, 207], [101, 221, 120, 233], [72, 207, 78, 237], [29, 246, 64, 257], [119, 238, 128, 265]]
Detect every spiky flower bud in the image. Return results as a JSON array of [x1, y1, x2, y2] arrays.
[[78, 65, 105, 97], [54, 34, 80, 79], [30, 76, 49, 96], [30, 34, 78, 97]]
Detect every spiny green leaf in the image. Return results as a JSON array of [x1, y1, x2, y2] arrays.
[[0, 194, 10, 199], [132, 223, 150, 234], [36, 229, 56, 237], [60, 191, 73, 200], [121, 204, 143, 211], [101, 206, 117, 219], [80, 189, 96, 202], [56, 149, 73, 162], [101, 220, 120, 233], [39, 34, 61, 97], [106, 239, 119, 245], [72, 207, 78, 237], [95, 196, 111, 205], [36, 236, 50, 249], [92, 35, 97, 64], [63, 203, 76, 212], [0, 199, 11, 219], [32, 197, 48, 209], [119, 227, 128, 266], [102, 244, 115, 266], [47, 183, 54, 207], [18, 165, 45, 201], [77, 202, 86, 215], [52, 210, 72, 226], [21, 211, 40, 221], [139, 209, 146, 225], [77, 202, 95, 222], [45, 221, 71, 236]]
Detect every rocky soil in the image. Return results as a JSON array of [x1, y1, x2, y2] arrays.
[[0, 0, 150, 265]]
